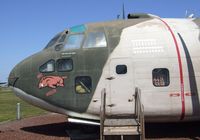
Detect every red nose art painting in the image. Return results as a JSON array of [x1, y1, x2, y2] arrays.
[[38, 76, 67, 89]]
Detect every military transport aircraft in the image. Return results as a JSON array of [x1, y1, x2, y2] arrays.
[[0, 82, 6, 85], [8, 13, 200, 123], [0, 82, 7, 87]]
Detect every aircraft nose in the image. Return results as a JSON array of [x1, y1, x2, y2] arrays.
[[8, 57, 31, 87], [8, 64, 20, 87]]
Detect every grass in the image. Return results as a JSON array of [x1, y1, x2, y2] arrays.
[[0, 88, 48, 122]]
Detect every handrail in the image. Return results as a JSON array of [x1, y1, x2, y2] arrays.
[[100, 87, 145, 140], [135, 87, 145, 140], [100, 88, 106, 140]]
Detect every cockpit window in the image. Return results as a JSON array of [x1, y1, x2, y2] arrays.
[[83, 32, 107, 48], [39, 60, 55, 73], [64, 34, 84, 50], [57, 59, 73, 72], [75, 76, 92, 94], [70, 25, 86, 33], [59, 34, 67, 43], [45, 33, 62, 49]]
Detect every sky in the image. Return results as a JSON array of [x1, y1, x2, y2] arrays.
[[0, 0, 200, 82]]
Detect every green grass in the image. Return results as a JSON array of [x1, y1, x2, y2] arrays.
[[0, 88, 47, 122]]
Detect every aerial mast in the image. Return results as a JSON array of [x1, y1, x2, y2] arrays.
[[122, 3, 125, 19]]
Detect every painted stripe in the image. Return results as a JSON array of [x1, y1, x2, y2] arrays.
[[159, 19, 185, 120], [178, 33, 200, 115]]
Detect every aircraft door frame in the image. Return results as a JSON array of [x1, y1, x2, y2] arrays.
[[107, 58, 135, 116]]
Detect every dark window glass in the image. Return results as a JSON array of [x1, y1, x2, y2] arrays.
[[152, 68, 170, 87], [75, 76, 92, 94], [57, 59, 73, 72], [39, 60, 55, 73], [116, 65, 127, 74]]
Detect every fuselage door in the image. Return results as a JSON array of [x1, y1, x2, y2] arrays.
[[108, 58, 135, 116]]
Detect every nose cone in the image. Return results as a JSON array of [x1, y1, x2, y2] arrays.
[[8, 57, 31, 87], [8, 63, 20, 87]]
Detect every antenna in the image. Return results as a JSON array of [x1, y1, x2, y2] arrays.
[[117, 15, 120, 19], [185, 10, 188, 18], [185, 10, 195, 18], [122, 3, 125, 19], [116, 3, 126, 20]]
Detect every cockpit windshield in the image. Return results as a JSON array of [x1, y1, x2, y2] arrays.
[[63, 34, 84, 50], [45, 32, 62, 49], [62, 25, 86, 50], [44, 31, 68, 49], [44, 25, 87, 50]]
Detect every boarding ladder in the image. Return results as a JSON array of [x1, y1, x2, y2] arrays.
[[100, 87, 145, 140]]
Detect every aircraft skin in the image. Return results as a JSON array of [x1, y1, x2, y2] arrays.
[[8, 14, 200, 122]]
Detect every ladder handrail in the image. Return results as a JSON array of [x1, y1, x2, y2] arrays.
[[100, 87, 145, 140], [135, 87, 145, 140], [100, 88, 106, 140]]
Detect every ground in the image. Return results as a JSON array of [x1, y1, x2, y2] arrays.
[[1, 88, 200, 140], [0, 88, 47, 122], [0, 113, 68, 140], [1, 113, 200, 140]]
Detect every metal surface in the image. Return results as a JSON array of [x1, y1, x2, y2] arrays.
[[7, 15, 200, 123], [100, 88, 106, 140], [135, 87, 145, 140], [104, 126, 139, 135], [104, 119, 138, 126], [100, 87, 145, 140]]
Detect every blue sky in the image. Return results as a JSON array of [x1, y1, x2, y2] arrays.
[[0, 0, 199, 82]]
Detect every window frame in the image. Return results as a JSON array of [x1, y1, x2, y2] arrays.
[[152, 68, 170, 87], [59, 33, 67, 43], [55, 43, 64, 51], [39, 59, 55, 73], [56, 58, 73, 72], [75, 76, 92, 94], [116, 65, 127, 75], [83, 32, 107, 48], [44, 32, 62, 49], [63, 33, 85, 50]]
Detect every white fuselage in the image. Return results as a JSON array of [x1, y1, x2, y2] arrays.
[[87, 18, 200, 122]]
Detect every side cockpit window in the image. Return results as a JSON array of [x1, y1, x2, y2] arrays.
[[64, 34, 84, 50], [75, 76, 92, 94], [152, 68, 170, 87], [39, 60, 55, 73], [39, 59, 73, 73], [83, 32, 107, 48], [57, 59, 73, 72]]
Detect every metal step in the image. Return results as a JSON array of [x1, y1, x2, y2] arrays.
[[103, 118, 140, 136], [104, 118, 139, 127], [100, 88, 145, 140], [104, 126, 140, 135]]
